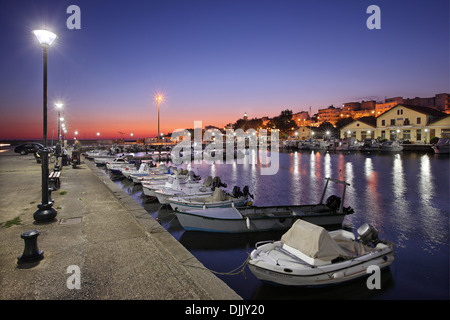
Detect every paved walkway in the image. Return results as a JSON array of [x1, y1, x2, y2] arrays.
[[0, 148, 241, 300]]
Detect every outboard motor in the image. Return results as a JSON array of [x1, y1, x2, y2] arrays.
[[212, 177, 227, 190], [357, 223, 380, 246], [242, 186, 254, 199], [232, 186, 243, 198], [326, 195, 341, 211]]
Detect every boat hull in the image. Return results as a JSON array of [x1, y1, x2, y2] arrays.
[[175, 205, 348, 233], [248, 241, 395, 286], [169, 198, 248, 212]]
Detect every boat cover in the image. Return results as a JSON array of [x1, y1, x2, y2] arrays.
[[203, 176, 213, 187], [212, 188, 227, 201], [281, 220, 352, 261]]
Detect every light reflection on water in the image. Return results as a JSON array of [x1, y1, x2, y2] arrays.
[[104, 150, 449, 300]]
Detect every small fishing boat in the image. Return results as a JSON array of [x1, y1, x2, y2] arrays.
[[130, 166, 183, 184], [380, 140, 403, 152], [105, 157, 135, 173], [335, 138, 361, 151], [121, 161, 157, 179], [432, 138, 450, 154], [141, 171, 202, 198], [154, 175, 216, 204], [248, 219, 395, 286], [174, 177, 353, 233], [360, 139, 380, 152], [168, 186, 251, 212], [85, 149, 110, 159]]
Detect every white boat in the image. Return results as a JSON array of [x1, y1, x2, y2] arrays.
[[432, 138, 450, 154], [85, 150, 110, 159], [309, 140, 329, 150], [154, 175, 215, 204], [93, 155, 117, 165], [168, 187, 251, 212], [174, 177, 354, 233], [152, 151, 170, 161], [360, 139, 380, 152], [142, 171, 202, 198], [121, 161, 157, 179], [105, 157, 135, 173], [248, 219, 395, 287], [131, 166, 182, 184], [380, 140, 403, 152], [336, 138, 361, 151]]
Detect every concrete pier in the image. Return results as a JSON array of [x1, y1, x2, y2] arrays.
[[0, 149, 241, 300]]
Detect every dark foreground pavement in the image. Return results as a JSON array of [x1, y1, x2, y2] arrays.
[[0, 148, 241, 300]]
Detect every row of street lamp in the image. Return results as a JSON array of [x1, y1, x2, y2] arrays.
[[31, 29, 165, 223]]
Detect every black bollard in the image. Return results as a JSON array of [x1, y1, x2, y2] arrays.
[[17, 230, 44, 263]]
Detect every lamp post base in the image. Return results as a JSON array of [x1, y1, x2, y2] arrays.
[[33, 203, 57, 222]]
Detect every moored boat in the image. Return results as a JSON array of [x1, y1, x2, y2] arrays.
[[174, 177, 353, 233], [380, 140, 403, 152], [248, 219, 395, 286], [432, 138, 450, 154], [168, 186, 251, 212], [154, 175, 214, 204]]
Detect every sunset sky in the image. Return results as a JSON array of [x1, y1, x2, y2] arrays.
[[0, 0, 448, 140]]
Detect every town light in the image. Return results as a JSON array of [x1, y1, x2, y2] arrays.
[[155, 94, 164, 139], [33, 29, 57, 47], [32, 28, 58, 222]]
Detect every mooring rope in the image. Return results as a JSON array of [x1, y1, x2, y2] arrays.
[[183, 254, 251, 278]]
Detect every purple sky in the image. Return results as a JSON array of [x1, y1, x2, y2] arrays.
[[0, 0, 448, 139]]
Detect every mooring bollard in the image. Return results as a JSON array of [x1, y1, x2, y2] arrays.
[[17, 230, 44, 263]]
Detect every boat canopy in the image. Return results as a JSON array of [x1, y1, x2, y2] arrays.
[[281, 220, 351, 262], [203, 176, 213, 187], [212, 188, 227, 201]]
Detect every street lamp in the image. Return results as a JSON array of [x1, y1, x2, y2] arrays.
[[32, 29, 58, 222], [156, 94, 163, 139]]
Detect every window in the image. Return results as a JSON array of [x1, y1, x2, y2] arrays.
[[397, 109, 403, 115], [417, 129, 421, 141], [404, 118, 410, 125], [390, 119, 395, 126], [417, 117, 421, 125], [403, 130, 411, 140], [381, 119, 385, 126], [390, 130, 397, 140]]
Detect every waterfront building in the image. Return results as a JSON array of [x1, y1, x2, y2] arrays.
[[375, 104, 447, 143], [292, 126, 313, 140], [428, 114, 450, 139], [339, 116, 376, 141], [292, 111, 313, 127], [317, 106, 342, 125]]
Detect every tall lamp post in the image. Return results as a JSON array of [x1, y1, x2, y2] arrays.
[[156, 94, 163, 140], [32, 29, 58, 222]]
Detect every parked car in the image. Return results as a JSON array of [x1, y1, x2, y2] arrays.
[[14, 143, 43, 155]]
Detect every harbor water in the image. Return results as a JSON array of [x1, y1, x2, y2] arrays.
[[101, 150, 449, 300]]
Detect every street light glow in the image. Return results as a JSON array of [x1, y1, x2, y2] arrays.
[[55, 102, 63, 109], [32, 29, 57, 46]]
